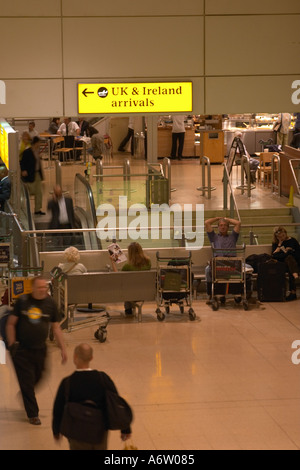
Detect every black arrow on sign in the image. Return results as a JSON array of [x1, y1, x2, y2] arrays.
[[82, 88, 94, 97]]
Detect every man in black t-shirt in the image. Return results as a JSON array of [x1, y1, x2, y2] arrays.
[[6, 277, 67, 425]]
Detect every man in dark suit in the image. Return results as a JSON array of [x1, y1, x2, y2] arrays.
[[47, 185, 77, 249], [20, 136, 45, 215], [76, 118, 89, 137], [0, 166, 11, 211], [47, 185, 76, 230]]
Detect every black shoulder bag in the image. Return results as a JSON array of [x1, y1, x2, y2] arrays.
[[99, 373, 133, 431], [60, 377, 106, 444]]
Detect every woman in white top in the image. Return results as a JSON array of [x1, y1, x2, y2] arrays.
[[58, 246, 87, 275]]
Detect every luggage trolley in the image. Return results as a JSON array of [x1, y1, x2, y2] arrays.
[[210, 244, 250, 311], [156, 251, 196, 322]]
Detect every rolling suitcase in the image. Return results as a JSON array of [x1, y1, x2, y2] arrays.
[[257, 259, 286, 302]]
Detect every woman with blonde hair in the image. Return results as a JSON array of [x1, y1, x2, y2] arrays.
[[272, 226, 300, 301], [110, 242, 151, 315], [58, 246, 87, 275]]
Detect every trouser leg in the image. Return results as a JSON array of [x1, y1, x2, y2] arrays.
[[11, 347, 46, 418], [171, 133, 178, 158], [34, 173, 43, 212], [177, 133, 185, 158]]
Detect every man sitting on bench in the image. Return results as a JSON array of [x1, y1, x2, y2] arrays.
[[205, 216, 241, 303]]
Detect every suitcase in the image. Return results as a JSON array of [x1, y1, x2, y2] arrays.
[[257, 260, 286, 302]]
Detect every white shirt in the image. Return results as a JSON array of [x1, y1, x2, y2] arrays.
[[58, 121, 79, 136], [58, 197, 69, 224], [172, 115, 186, 133]]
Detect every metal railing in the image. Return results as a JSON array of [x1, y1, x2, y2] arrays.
[[271, 154, 281, 195], [288, 159, 300, 195], [222, 162, 241, 221], [197, 156, 216, 199], [236, 155, 255, 197]]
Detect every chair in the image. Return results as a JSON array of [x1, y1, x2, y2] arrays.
[[258, 152, 272, 187], [52, 136, 75, 163]]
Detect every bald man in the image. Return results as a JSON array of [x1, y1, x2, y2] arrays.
[[52, 343, 132, 450]]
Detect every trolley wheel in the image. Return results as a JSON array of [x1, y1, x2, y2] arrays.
[[212, 299, 219, 311], [234, 296, 242, 304], [94, 327, 107, 343], [242, 300, 249, 311], [188, 308, 196, 321], [157, 312, 165, 322]]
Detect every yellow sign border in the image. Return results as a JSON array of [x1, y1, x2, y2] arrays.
[[78, 82, 193, 114]]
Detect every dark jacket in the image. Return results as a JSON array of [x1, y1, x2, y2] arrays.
[[52, 370, 131, 437], [76, 120, 89, 136], [47, 196, 76, 229], [290, 132, 300, 149], [20, 147, 43, 183], [0, 176, 11, 211]]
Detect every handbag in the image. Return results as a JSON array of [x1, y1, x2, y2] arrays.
[[60, 378, 106, 444]]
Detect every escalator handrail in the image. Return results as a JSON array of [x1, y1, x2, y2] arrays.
[[75, 173, 98, 228]]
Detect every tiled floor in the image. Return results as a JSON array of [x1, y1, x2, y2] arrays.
[[1, 298, 299, 450], [1, 154, 299, 450]]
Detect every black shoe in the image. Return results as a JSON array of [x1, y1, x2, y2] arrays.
[[286, 293, 297, 301], [29, 417, 41, 425], [34, 211, 46, 216]]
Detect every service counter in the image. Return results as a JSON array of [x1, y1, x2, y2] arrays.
[[199, 130, 225, 163], [157, 126, 225, 163], [279, 146, 300, 198], [157, 126, 195, 158]]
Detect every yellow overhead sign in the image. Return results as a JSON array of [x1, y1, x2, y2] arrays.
[[0, 120, 14, 170], [78, 82, 193, 114]]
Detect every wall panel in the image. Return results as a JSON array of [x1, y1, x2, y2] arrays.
[[62, 0, 204, 16], [1, 80, 63, 118], [63, 17, 204, 78], [206, 76, 299, 114], [0, 0, 60, 16], [0, 19, 62, 79], [206, 15, 300, 76], [206, 0, 300, 15]]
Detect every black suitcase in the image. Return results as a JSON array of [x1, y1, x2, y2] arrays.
[[257, 260, 286, 302]]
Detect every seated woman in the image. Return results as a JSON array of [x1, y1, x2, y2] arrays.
[[110, 242, 151, 315], [58, 246, 87, 275], [272, 226, 300, 301]]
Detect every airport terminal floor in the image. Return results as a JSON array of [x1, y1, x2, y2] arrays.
[[1, 155, 300, 450]]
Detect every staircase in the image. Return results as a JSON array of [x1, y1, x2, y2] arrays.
[[202, 208, 298, 246]]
